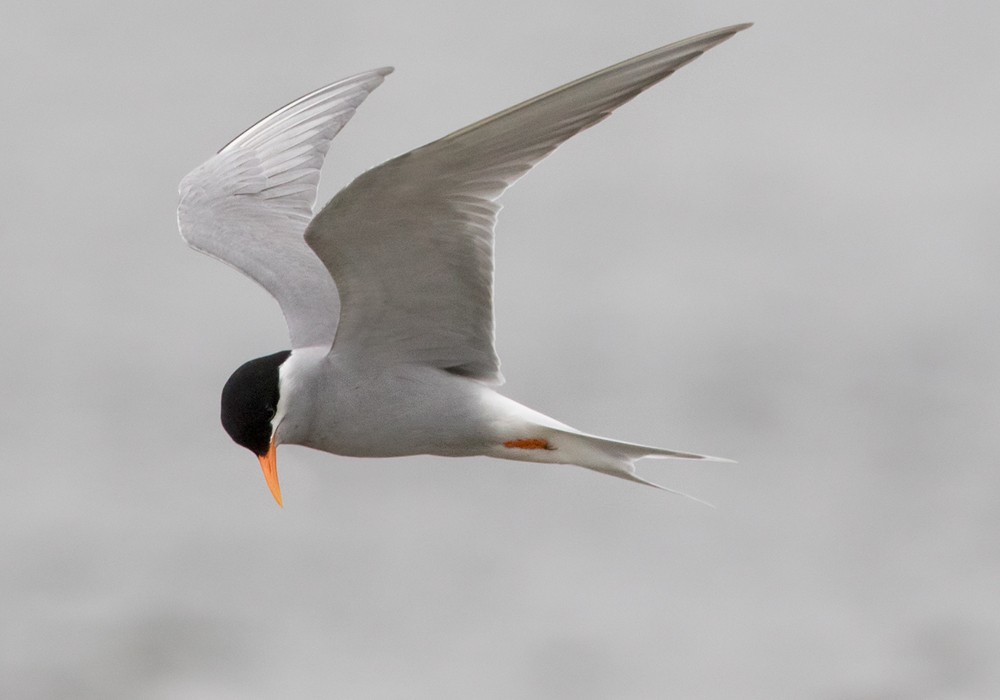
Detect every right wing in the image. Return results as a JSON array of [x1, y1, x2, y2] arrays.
[[177, 68, 392, 349], [305, 25, 750, 382]]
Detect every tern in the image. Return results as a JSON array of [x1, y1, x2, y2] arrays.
[[177, 24, 749, 506]]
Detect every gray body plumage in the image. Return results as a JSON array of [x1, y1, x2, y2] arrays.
[[274, 348, 502, 458]]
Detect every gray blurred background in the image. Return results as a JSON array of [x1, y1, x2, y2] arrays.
[[3, 2, 998, 698]]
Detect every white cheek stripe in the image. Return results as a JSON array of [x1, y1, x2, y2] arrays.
[[271, 345, 327, 440], [272, 363, 292, 439]]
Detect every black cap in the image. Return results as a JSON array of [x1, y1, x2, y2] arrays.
[[220, 350, 291, 456]]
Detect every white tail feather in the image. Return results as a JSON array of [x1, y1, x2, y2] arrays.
[[610, 469, 718, 508]]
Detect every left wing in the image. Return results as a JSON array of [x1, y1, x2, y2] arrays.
[[177, 68, 392, 349]]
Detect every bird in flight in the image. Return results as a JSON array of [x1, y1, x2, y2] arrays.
[[177, 24, 750, 506]]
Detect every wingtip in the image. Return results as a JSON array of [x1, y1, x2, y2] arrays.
[[699, 455, 738, 464], [718, 22, 753, 34], [711, 22, 754, 42], [700, 22, 753, 44]]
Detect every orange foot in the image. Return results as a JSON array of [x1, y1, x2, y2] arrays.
[[503, 438, 552, 450]]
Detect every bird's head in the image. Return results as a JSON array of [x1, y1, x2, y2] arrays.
[[220, 350, 292, 506]]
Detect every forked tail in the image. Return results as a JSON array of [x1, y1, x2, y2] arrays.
[[543, 428, 733, 507], [483, 392, 731, 504]]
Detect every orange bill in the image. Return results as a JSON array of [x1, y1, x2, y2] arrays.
[[257, 438, 283, 507]]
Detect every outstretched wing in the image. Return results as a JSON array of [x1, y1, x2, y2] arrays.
[[305, 24, 750, 383], [177, 68, 392, 349]]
